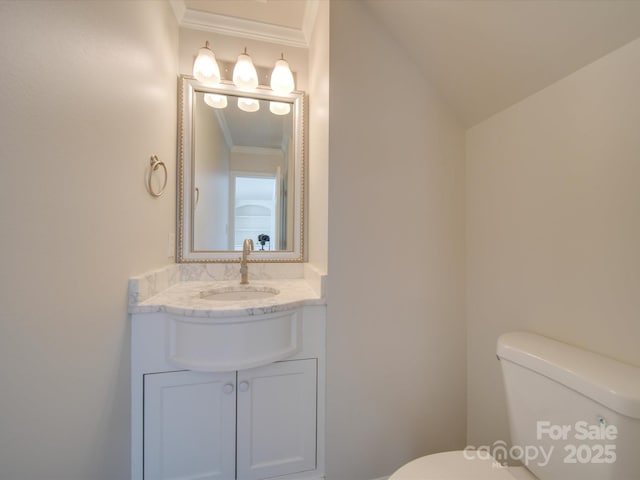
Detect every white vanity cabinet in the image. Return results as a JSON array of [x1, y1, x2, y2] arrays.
[[144, 370, 237, 480], [131, 305, 325, 480], [143, 359, 317, 480], [236, 359, 317, 480]]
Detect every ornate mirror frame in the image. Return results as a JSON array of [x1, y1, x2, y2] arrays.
[[177, 75, 305, 263]]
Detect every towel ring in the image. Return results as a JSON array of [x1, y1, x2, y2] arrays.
[[148, 155, 167, 197]]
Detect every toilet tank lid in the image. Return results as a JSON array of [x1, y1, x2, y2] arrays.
[[497, 332, 640, 419]]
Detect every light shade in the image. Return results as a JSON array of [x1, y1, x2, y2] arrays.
[[193, 41, 221, 86], [204, 93, 227, 109], [233, 48, 259, 90], [269, 101, 291, 116], [270, 55, 295, 94], [237, 97, 260, 113]]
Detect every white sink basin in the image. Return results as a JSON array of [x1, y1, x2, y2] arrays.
[[200, 285, 280, 302], [168, 307, 301, 372]]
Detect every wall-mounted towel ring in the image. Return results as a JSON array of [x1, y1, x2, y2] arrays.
[[148, 155, 167, 197]]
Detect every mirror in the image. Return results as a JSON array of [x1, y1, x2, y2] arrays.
[[177, 75, 305, 262]]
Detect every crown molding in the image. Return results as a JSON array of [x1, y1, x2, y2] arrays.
[[170, 0, 317, 49]]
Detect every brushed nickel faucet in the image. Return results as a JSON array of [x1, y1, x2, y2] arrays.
[[240, 238, 254, 284]]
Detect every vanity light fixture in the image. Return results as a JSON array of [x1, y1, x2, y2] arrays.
[[269, 101, 290, 116], [203, 93, 227, 109], [193, 43, 297, 115], [232, 48, 259, 90], [270, 53, 295, 94], [237, 97, 260, 113], [192, 41, 221, 86]]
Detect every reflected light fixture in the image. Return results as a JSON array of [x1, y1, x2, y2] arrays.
[[192, 41, 221, 86], [232, 48, 259, 90], [269, 101, 290, 116], [204, 93, 227, 109], [237, 97, 260, 113], [270, 54, 295, 94]]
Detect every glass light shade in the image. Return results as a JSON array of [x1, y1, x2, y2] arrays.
[[269, 101, 291, 116], [193, 42, 221, 86], [237, 97, 260, 113], [204, 93, 227, 109], [233, 51, 259, 89], [270, 57, 295, 94]]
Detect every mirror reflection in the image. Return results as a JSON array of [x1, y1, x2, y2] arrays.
[[192, 91, 294, 252], [177, 76, 304, 263]]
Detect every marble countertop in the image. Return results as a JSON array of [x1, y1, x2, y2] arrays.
[[129, 278, 324, 319]]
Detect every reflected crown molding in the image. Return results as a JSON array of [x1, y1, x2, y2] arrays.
[[170, 0, 319, 48]]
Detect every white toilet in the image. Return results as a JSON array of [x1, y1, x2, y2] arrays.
[[390, 332, 640, 480]]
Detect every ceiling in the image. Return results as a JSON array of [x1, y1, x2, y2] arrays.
[[221, 96, 291, 149], [171, 0, 318, 47], [173, 0, 640, 127], [364, 0, 640, 126], [184, 0, 308, 30]]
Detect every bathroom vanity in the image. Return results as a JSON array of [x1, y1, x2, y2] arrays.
[[130, 69, 323, 479], [129, 264, 326, 480]]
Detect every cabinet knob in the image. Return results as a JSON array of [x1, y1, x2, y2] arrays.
[[223, 383, 234, 394], [239, 381, 250, 392]]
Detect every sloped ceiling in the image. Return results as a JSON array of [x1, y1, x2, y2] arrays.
[[364, 0, 640, 126], [173, 0, 640, 127]]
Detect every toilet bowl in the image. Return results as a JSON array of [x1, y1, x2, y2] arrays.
[[388, 332, 640, 480], [389, 450, 537, 480]]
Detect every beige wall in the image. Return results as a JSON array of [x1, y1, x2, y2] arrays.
[[0, 1, 178, 479], [193, 95, 230, 250], [466, 38, 640, 447], [327, 2, 467, 479], [230, 148, 285, 175], [307, 0, 330, 273]]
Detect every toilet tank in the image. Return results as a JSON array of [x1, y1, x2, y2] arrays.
[[497, 332, 640, 480]]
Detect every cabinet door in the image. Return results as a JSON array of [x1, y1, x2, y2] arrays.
[[144, 370, 236, 480], [237, 359, 317, 480]]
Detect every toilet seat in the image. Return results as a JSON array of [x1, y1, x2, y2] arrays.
[[389, 451, 538, 480]]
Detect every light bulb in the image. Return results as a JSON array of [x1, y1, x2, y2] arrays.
[[233, 48, 259, 90], [204, 93, 227, 109], [270, 54, 295, 94], [269, 101, 290, 115], [193, 41, 221, 86], [237, 97, 260, 113]]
